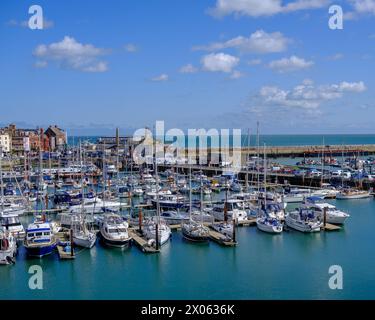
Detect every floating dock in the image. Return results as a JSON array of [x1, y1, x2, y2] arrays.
[[208, 228, 237, 246], [322, 223, 341, 231], [57, 245, 75, 259], [128, 229, 160, 253]]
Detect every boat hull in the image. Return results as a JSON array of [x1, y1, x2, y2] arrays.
[[99, 232, 131, 248], [24, 242, 57, 258], [182, 230, 209, 243]]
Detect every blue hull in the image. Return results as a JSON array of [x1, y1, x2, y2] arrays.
[[25, 243, 57, 258]]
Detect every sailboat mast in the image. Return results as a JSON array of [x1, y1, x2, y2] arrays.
[[321, 137, 325, 186], [256, 121, 260, 193], [189, 165, 192, 220], [0, 146, 4, 213], [263, 143, 267, 207], [200, 174, 203, 224]]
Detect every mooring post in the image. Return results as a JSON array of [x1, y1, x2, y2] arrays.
[[323, 207, 327, 229], [70, 229, 74, 257], [138, 208, 143, 233], [232, 218, 236, 243], [155, 223, 159, 251]]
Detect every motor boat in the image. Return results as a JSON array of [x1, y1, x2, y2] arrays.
[[68, 197, 122, 214], [99, 214, 132, 248], [304, 197, 350, 224], [24, 219, 58, 257]]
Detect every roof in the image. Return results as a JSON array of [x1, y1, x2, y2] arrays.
[[45, 126, 65, 137]]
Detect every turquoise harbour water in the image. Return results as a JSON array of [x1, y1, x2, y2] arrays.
[[1, 197, 375, 300]]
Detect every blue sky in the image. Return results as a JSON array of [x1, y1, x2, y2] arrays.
[[0, 0, 374, 135]]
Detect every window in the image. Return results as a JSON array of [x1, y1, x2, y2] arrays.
[[43, 232, 50, 236], [35, 232, 43, 237]]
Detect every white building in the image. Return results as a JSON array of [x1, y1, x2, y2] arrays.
[[0, 133, 11, 153]]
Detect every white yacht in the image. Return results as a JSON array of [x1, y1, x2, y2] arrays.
[[283, 188, 312, 203], [285, 208, 322, 233], [304, 197, 350, 224], [68, 197, 122, 214], [99, 214, 132, 248]]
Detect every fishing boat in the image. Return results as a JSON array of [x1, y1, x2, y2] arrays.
[[304, 197, 350, 224], [24, 219, 58, 257], [99, 214, 131, 248], [336, 188, 371, 200], [285, 208, 322, 233], [0, 230, 17, 265]]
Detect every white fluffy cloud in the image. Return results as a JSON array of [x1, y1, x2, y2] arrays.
[[194, 30, 289, 54], [33, 36, 109, 72], [268, 55, 314, 72], [256, 80, 366, 109], [208, 0, 329, 17], [201, 53, 240, 73], [349, 0, 375, 15], [179, 64, 198, 73], [151, 74, 169, 81]]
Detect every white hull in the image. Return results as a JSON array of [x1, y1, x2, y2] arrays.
[[285, 215, 321, 233], [256, 219, 283, 234], [336, 192, 370, 200], [73, 233, 96, 248]]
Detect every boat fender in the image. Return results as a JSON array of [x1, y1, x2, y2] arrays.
[[1, 239, 9, 250], [148, 239, 156, 247]]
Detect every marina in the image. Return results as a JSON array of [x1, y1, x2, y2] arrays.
[[1, 129, 375, 299]]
